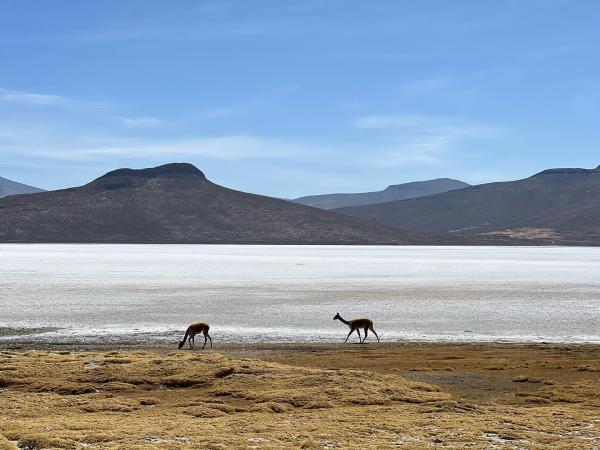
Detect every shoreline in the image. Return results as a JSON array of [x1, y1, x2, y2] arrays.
[[4, 335, 600, 351]]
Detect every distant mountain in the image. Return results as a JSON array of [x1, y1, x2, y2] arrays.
[[293, 178, 470, 209], [0, 163, 442, 244], [335, 166, 600, 245], [0, 176, 45, 198]]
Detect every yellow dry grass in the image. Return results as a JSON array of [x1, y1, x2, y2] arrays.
[[0, 345, 599, 449]]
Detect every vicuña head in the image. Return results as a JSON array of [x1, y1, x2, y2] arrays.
[[178, 322, 213, 350], [333, 312, 379, 344]]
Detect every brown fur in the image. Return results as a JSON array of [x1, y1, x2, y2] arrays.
[[178, 323, 213, 350], [334, 313, 380, 343]]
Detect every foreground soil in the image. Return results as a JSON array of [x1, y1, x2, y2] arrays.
[[1, 343, 600, 449]]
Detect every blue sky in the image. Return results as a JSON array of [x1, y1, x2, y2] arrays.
[[1, 0, 599, 197]]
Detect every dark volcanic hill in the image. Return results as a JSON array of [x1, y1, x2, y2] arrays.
[[0, 176, 45, 198], [0, 163, 438, 244], [293, 178, 469, 209], [335, 166, 600, 245]]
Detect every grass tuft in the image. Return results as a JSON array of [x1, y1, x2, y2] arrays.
[[214, 367, 236, 378]]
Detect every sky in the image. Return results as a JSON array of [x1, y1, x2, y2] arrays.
[[1, 0, 599, 198]]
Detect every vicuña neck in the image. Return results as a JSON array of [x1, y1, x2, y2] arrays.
[[337, 316, 350, 325]]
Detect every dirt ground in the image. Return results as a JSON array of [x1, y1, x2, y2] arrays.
[[1, 342, 599, 449]]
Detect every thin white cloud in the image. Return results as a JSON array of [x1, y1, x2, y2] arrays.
[[0, 87, 106, 110], [0, 88, 68, 107], [111, 108, 238, 130], [116, 116, 166, 128], [355, 114, 502, 136], [354, 113, 505, 168], [75, 136, 296, 160], [0, 106, 506, 187], [366, 137, 452, 168], [355, 114, 433, 129], [4, 135, 303, 162]]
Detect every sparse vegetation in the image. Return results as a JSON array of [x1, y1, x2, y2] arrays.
[[0, 344, 599, 448]]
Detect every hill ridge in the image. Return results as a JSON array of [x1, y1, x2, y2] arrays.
[[0, 163, 440, 245], [336, 165, 600, 246]]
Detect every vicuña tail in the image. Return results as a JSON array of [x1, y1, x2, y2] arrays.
[[178, 328, 190, 349]]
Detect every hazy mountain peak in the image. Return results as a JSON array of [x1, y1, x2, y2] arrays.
[[384, 178, 466, 191], [294, 178, 470, 210], [0, 176, 45, 198], [532, 166, 600, 177]]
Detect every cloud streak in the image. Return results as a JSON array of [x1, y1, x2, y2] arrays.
[[355, 114, 433, 129], [116, 116, 166, 128], [0, 88, 69, 107], [1, 111, 504, 174], [3, 134, 303, 162], [0, 87, 106, 110], [354, 114, 505, 168], [355, 113, 503, 136], [356, 114, 501, 133]]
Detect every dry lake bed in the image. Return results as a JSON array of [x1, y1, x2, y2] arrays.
[[1, 244, 600, 345], [1, 245, 600, 448]]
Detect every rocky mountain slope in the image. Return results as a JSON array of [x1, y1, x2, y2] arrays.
[[0, 163, 439, 244], [336, 166, 600, 245]]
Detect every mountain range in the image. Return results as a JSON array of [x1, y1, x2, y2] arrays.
[[336, 166, 600, 245], [2, 163, 599, 245], [0, 163, 435, 244], [293, 178, 469, 209], [0, 176, 45, 198]]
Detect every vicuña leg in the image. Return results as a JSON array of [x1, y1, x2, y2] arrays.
[[362, 326, 369, 343], [370, 325, 380, 342], [345, 329, 353, 343]]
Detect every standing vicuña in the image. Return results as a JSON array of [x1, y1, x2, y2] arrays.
[[333, 313, 379, 343], [178, 322, 213, 349]]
